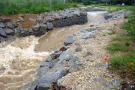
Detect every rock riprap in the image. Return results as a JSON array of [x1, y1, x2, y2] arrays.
[[0, 8, 87, 43]]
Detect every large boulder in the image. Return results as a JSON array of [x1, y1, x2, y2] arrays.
[[64, 36, 74, 46], [38, 70, 67, 84], [0, 28, 7, 38]]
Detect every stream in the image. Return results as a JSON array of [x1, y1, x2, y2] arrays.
[[0, 11, 107, 90]]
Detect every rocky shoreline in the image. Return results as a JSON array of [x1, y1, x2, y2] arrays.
[[0, 8, 87, 43], [27, 9, 133, 90]]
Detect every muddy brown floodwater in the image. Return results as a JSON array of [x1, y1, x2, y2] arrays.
[[0, 11, 107, 90], [35, 11, 107, 52]]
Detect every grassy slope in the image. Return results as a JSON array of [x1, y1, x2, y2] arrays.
[[99, 5, 135, 77]]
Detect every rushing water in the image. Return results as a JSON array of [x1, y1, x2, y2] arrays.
[[0, 11, 107, 90]]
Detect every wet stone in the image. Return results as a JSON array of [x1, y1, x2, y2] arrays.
[[64, 36, 74, 46]]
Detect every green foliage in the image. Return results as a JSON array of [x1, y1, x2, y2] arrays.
[[0, 0, 73, 15], [109, 50, 135, 71], [84, 0, 91, 5], [107, 43, 129, 53]]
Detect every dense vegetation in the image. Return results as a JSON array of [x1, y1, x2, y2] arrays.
[[0, 0, 81, 15]]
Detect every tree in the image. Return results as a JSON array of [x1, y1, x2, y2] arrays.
[[84, 0, 91, 5]]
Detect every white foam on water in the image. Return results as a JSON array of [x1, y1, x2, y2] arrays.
[[0, 36, 50, 90]]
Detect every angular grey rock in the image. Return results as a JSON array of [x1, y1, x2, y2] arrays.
[[19, 17, 24, 22], [80, 28, 90, 33], [104, 62, 109, 68], [39, 24, 47, 33], [40, 62, 54, 68], [95, 77, 109, 87], [39, 70, 67, 84], [104, 13, 112, 20], [83, 30, 98, 39], [68, 55, 78, 66], [0, 17, 11, 22], [46, 56, 53, 62], [37, 16, 42, 23], [4, 28, 14, 35], [52, 51, 62, 57], [83, 32, 92, 39], [115, 80, 120, 86], [47, 23, 53, 30], [73, 10, 80, 16], [0, 23, 5, 28], [32, 24, 40, 31], [28, 86, 37, 90], [45, 16, 54, 22], [59, 49, 70, 60], [0, 28, 7, 38], [37, 83, 50, 90], [64, 36, 74, 46], [7, 22, 14, 29], [36, 67, 50, 77], [29, 18, 36, 22]]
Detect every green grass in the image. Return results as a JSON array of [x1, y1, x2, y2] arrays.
[[109, 50, 135, 71], [100, 5, 135, 72], [0, 0, 83, 16], [107, 43, 129, 53]]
